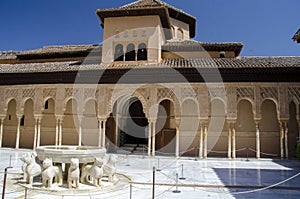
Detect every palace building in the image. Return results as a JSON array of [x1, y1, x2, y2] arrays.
[[0, 0, 300, 159]]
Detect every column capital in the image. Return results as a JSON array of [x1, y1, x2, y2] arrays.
[[97, 116, 107, 122], [199, 119, 209, 126], [34, 115, 43, 120], [16, 114, 23, 119], [55, 115, 64, 121], [175, 117, 181, 127], [254, 119, 261, 125], [279, 119, 289, 123]]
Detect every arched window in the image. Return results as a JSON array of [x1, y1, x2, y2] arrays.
[[114, 44, 124, 61], [137, 43, 147, 61], [177, 28, 184, 40], [125, 43, 135, 61], [171, 26, 175, 38]]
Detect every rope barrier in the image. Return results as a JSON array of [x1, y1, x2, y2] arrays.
[[248, 148, 278, 157]]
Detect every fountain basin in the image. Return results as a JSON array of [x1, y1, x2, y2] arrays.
[[36, 145, 106, 164]]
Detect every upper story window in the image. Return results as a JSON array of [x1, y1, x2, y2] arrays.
[[125, 43, 136, 61], [220, 51, 226, 58], [114, 44, 124, 61], [137, 43, 147, 61], [171, 26, 175, 38], [114, 43, 148, 62], [177, 28, 184, 40]]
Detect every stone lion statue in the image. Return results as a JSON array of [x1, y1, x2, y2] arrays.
[[23, 153, 42, 185], [68, 158, 80, 189], [103, 154, 118, 182], [41, 158, 62, 188], [20, 153, 31, 181], [80, 158, 103, 187]]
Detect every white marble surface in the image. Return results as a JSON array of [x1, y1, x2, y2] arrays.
[[0, 148, 300, 199]]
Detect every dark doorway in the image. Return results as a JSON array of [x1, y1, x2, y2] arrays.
[[120, 100, 148, 146]]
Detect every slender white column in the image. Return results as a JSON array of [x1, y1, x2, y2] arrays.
[[203, 125, 208, 158], [0, 118, 4, 147], [98, 120, 102, 147], [115, 117, 119, 147], [102, 120, 106, 148], [148, 122, 152, 156], [59, 118, 63, 146], [151, 121, 156, 156], [33, 118, 38, 150], [256, 122, 261, 159], [37, 118, 41, 148], [55, 118, 59, 146], [78, 117, 82, 147], [175, 127, 180, 158], [199, 124, 203, 159], [228, 124, 232, 159], [284, 122, 289, 159], [232, 125, 236, 159], [16, 115, 22, 149], [280, 122, 284, 159]]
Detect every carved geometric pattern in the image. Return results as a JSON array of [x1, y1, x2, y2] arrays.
[[236, 87, 254, 101], [65, 88, 80, 98], [43, 88, 56, 99], [157, 88, 175, 99], [22, 88, 35, 99], [288, 87, 300, 103], [84, 88, 97, 99], [260, 87, 278, 101], [209, 87, 226, 99], [180, 87, 198, 99], [5, 89, 18, 99]]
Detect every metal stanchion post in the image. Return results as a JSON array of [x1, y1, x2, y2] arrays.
[[129, 183, 132, 199], [152, 167, 155, 199], [246, 148, 249, 162], [2, 166, 13, 199], [172, 173, 181, 193], [126, 155, 130, 166], [156, 158, 161, 171], [179, 164, 186, 180], [142, 146, 145, 159], [25, 186, 28, 199]]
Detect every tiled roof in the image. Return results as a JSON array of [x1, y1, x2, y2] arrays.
[[17, 44, 101, 59], [292, 29, 300, 43], [0, 51, 17, 60], [163, 40, 243, 56], [121, 0, 195, 19], [0, 57, 299, 74]]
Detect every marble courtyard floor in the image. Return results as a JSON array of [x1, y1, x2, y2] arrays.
[[0, 148, 299, 199]]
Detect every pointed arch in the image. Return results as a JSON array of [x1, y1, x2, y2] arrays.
[[260, 99, 280, 157], [19, 98, 35, 149], [2, 99, 17, 148], [236, 99, 256, 157], [41, 98, 56, 146], [82, 99, 98, 146]]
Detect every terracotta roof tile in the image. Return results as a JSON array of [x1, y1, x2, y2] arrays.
[[163, 40, 243, 56], [121, 0, 195, 19], [0, 57, 299, 74]]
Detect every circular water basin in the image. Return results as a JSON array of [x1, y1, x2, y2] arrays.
[[36, 145, 106, 164]]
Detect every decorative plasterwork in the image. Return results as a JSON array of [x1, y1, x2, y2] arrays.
[[288, 87, 300, 104], [43, 88, 57, 99], [22, 88, 35, 100], [260, 87, 278, 101], [236, 87, 254, 101]]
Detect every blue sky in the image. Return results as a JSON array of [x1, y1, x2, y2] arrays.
[[0, 0, 299, 56]]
